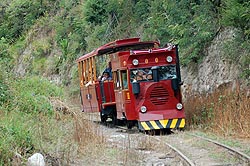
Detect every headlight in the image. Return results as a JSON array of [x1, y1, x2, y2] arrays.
[[140, 106, 147, 113], [166, 56, 173, 63], [132, 59, 139, 66], [176, 103, 183, 110]]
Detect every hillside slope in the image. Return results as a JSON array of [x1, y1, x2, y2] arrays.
[[1, 0, 249, 92]]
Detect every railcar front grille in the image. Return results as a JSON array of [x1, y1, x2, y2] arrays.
[[150, 86, 169, 105]]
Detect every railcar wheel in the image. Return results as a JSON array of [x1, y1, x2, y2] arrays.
[[162, 128, 172, 135], [100, 111, 107, 123], [111, 111, 117, 126], [127, 121, 133, 129]]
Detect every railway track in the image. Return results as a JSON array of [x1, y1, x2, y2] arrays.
[[85, 114, 250, 165], [114, 126, 195, 165], [114, 125, 250, 165], [153, 136, 195, 166], [189, 133, 250, 165], [152, 132, 250, 166]]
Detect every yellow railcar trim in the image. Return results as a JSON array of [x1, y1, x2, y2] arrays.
[[150, 121, 160, 129], [170, 119, 178, 128], [141, 122, 150, 130], [159, 119, 168, 128], [179, 119, 185, 128], [139, 118, 185, 131]]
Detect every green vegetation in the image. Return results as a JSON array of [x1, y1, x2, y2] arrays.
[[12, 76, 62, 114], [0, 111, 34, 165], [1, 0, 249, 77], [221, 0, 250, 80], [0, 68, 67, 164], [1, 0, 250, 164]]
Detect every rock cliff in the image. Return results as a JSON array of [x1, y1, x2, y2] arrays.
[[181, 28, 240, 99]]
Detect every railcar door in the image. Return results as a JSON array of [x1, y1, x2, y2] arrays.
[[80, 84, 99, 112], [113, 70, 125, 119]]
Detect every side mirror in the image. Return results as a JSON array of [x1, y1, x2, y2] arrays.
[[132, 81, 140, 95], [171, 78, 179, 91]]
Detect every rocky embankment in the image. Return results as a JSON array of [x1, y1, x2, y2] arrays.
[[181, 28, 244, 99]]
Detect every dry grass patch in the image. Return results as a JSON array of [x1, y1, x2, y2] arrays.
[[185, 86, 250, 138], [73, 112, 105, 150], [72, 112, 144, 165]]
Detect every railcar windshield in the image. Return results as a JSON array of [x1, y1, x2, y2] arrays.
[[159, 65, 177, 80], [130, 68, 153, 82], [130, 65, 177, 82]]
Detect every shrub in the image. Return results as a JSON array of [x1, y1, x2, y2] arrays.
[[83, 0, 109, 25], [0, 112, 35, 164], [0, 37, 13, 70], [223, 33, 250, 80], [12, 76, 63, 115], [142, 0, 218, 65], [221, 0, 250, 40], [0, 75, 67, 165]]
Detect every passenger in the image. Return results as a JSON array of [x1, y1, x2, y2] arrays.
[[101, 72, 112, 81], [144, 69, 152, 80], [103, 61, 112, 78], [134, 69, 152, 81], [135, 70, 144, 81]]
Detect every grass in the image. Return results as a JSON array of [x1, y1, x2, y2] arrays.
[[4, 70, 249, 165], [191, 130, 250, 157], [0, 106, 77, 165], [69, 93, 151, 165], [0, 73, 144, 165], [0, 75, 77, 165], [71, 108, 143, 165], [136, 135, 157, 151], [208, 149, 238, 164], [185, 84, 250, 139], [70, 82, 250, 165], [0, 111, 34, 165]]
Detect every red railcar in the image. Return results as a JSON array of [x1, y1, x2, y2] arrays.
[[77, 38, 185, 130]]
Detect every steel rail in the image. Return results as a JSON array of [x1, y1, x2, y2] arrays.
[[154, 137, 195, 166], [114, 126, 195, 165], [189, 133, 250, 164]]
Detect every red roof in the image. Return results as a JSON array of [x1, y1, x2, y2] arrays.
[[77, 38, 159, 62]]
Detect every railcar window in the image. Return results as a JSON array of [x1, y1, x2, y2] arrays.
[[159, 65, 177, 80], [130, 68, 153, 82], [121, 70, 128, 89], [114, 71, 121, 89]]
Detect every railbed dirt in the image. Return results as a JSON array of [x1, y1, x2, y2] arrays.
[[71, 112, 250, 166]]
